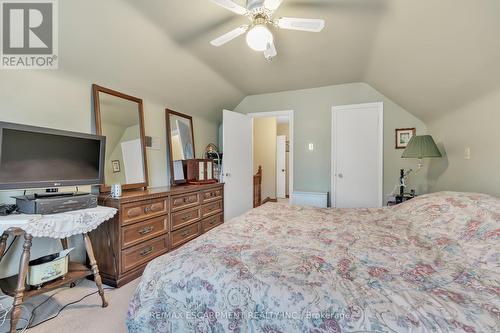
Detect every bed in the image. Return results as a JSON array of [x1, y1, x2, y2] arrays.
[[126, 192, 499, 333]]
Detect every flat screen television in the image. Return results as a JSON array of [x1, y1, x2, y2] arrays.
[[0, 122, 106, 190]]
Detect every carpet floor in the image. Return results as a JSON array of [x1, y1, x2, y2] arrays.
[[0, 278, 139, 333]]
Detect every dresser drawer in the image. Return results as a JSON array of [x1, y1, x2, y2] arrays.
[[121, 236, 168, 273], [201, 213, 223, 232], [171, 222, 201, 248], [171, 192, 200, 212], [121, 198, 168, 226], [201, 187, 223, 203], [121, 215, 168, 249], [201, 200, 223, 218], [171, 206, 201, 231]]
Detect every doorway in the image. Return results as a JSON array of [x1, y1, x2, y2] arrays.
[[331, 103, 383, 208], [221, 110, 294, 220], [249, 111, 294, 205]]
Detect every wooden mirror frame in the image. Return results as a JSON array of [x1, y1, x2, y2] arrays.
[[92, 84, 149, 192], [165, 109, 195, 186]]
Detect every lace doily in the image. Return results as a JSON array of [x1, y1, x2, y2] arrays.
[[1, 206, 117, 239]]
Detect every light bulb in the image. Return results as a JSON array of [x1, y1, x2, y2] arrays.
[[246, 25, 273, 52]]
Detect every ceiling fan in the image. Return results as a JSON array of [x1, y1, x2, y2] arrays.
[[209, 0, 325, 60]]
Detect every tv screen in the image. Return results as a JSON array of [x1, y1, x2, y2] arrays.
[[0, 122, 105, 190]]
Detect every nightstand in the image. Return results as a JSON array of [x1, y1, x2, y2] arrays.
[[387, 192, 416, 206], [0, 206, 116, 333]]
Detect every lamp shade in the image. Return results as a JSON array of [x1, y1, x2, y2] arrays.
[[402, 135, 442, 159]]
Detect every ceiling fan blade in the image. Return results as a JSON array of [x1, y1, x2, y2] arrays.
[[210, 25, 249, 47], [264, 41, 277, 60], [277, 17, 325, 32], [209, 0, 248, 15], [264, 0, 284, 11]]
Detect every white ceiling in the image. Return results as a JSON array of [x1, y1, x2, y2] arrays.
[[62, 0, 500, 122]]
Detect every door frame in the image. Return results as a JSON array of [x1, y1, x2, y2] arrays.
[[331, 102, 384, 208], [247, 110, 294, 199]]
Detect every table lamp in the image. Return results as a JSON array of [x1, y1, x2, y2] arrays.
[[391, 135, 442, 201], [402, 135, 442, 170]]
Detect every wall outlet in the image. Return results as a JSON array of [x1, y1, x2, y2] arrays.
[[464, 147, 471, 160]]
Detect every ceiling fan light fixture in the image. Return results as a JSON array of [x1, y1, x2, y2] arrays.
[[246, 25, 273, 52]]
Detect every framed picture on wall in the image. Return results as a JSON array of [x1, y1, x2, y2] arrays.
[[112, 160, 121, 173], [395, 128, 416, 149]]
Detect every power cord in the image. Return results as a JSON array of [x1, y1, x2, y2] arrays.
[[26, 286, 113, 330], [1, 280, 113, 332], [2, 236, 18, 258]]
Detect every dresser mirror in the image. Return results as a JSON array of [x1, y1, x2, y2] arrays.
[[93, 84, 148, 192], [165, 109, 195, 185]]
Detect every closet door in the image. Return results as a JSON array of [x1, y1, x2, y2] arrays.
[[222, 110, 253, 220], [331, 103, 383, 208]]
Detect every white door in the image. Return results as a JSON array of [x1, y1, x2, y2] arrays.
[[223, 110, 253, 220], [332, 103, 383, 208], [276, 135, 286, 198], [121, 139, 144, 184]]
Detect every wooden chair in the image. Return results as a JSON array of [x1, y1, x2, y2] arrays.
[[253, 166, 262, 208]]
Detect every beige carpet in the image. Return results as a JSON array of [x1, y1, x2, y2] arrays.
[[0, 278, 139, 333]]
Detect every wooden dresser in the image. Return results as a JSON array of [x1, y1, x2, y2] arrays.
[[90, 183, 224, 287]]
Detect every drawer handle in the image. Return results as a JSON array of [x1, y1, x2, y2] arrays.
[[182, 214, 193, 221], [209, 218, 217, 225], [181, 230, 190, 237], [144, 206, 151, 213], [138, 226, 154, 235], [140, 246, 154, 257]]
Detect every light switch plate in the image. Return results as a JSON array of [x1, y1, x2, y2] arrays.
[[464, 147, 471, 160], [146, 136, 161, 150], [308, 143, 314, 151]]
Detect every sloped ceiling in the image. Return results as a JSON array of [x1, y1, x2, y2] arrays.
[[61, 0, 500, 122]]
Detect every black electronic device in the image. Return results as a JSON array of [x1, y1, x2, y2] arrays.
[[14, 193, 97, 215], [0, 122, 106, 190]]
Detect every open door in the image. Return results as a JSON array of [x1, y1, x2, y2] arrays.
[[223, 110, 253, 220]]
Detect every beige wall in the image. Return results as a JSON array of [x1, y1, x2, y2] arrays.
[[426, 87, 500, 198], [235, 83, 428, 203], [253, 117, 277, 200]]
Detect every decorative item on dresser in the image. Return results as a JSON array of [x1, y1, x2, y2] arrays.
[[183, 159, 217, 185], [90, 183, 224, 287]]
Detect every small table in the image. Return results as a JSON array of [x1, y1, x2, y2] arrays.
[[0, 206, 117, 333]]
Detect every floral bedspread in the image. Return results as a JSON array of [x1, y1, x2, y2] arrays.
[[127, 192, 499, 333]]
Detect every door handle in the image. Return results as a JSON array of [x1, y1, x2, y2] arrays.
[[338, 173, 344, 178], [282, 169, 285, 172], [225, 173, 231, 177]]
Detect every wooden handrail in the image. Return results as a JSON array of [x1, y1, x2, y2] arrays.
[[253, 166, 262, 208]]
